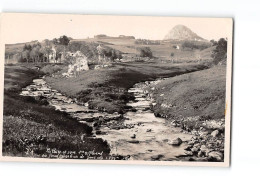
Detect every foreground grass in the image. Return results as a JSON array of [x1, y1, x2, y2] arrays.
[[46, 61, 208, 114], [3, 64, 110, 158], [3, 116, 109, 158]]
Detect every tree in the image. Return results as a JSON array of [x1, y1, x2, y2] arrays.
[[16, 53, 26, 63], [23, 44, 32, 51], [42, 39, 53, 62], [22, 44, 32, 63], [21, 42, 49, 63], [29, 45, 41, 63], [210, 39, 218, 46], [22, 50, 30, 63], [58, 35, 70, 63], [138, 47, 153, 58], [59, 35, 70, 46], [32, 42, 41, 49], [52, 38, 59, 45], [55, 45, 64, 63], [211, 38, 227, 65]]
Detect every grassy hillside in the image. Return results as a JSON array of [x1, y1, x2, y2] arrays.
[[45, 62, 208, 114], [3, 64, 110, 158], [149, 65, 226, 130], [5, 41, 39, 56]]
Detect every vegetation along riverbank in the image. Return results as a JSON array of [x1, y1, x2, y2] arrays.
[[45, 62, 208, 114], [3, 64, 111, 159]]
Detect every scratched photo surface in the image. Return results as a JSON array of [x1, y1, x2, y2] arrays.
[[0, 13, 233, 166]]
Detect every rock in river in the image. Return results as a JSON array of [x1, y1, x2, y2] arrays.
[[146, 129, 152, 132], [184, 144, 193, 151], [130, 134, 136, 139], [208, 151, 224, 161], [168, 137, 182, 146], [211, 130, 220, 137], [151, 154, 164, 161], [127, 140, 140, 144], [184, 151, 193, 156]]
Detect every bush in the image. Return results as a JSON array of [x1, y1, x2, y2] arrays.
[[138, 47, 153, 58], [41, 64, 63, 75], [211, 38, 227, 65], [18, 57, 27, 63]]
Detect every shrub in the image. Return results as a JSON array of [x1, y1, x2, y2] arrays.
[[211, 38, 227, 65], [41, 64, 63, 75], [138, 47, 153, 58]]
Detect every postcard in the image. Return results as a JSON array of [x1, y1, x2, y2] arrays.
[[0, 13, 233, 167]]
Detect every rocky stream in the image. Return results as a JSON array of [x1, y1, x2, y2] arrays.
[[20, 77, 224, 161]]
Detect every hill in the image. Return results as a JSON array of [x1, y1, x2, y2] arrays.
[[164, 25, 205, 41], [5, 40, 39, 55]]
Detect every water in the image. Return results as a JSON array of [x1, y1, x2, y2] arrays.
[[20, 77, 193, 161]]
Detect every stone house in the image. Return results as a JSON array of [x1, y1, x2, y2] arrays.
[[65, 51, 89, 77]]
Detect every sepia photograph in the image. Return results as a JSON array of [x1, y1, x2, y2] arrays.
[[0, 13, 232, 166]]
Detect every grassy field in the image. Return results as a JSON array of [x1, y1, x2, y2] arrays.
[[3, 64, 110, 158], [45, 61, 208, 114], [5, 37, 214, 65], [149, 65, 226, 131], [71, 38, 213, 62]]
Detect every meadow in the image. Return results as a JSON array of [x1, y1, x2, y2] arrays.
[[45, 61, 208, 114]]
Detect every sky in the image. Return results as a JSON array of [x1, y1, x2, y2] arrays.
[[1, 13, 232, 44]]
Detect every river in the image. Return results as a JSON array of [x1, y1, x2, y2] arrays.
[[20, 77, 193, 161]]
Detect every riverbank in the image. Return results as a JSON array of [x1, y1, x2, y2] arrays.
[[3, 62, 224, 161], [146, 65, 226, 161], [45, 61, 208, 114], [3, 64, 110, 158]]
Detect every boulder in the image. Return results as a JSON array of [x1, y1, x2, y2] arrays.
[[211, 130, 220, 137], [184, 151, 193, 156], [188, 141, 194, 145], [95, 130, 102, 135], [208, 151, 224, 161], [151, 154, 164, 161], [197, 151, 204, 157], [191, 147, 199, 153], [200, 145, 208, 152], [168, 137, 182, 146], [110, 125, 121, 130], [127, 140, 139, 144], [93, 122, 98, 127], [184, 145, 193, 151], [162, 139, 169, 142], [146, 129, 152, 132], [194, 143, 201, 148], [130, 134, 136, 139]]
